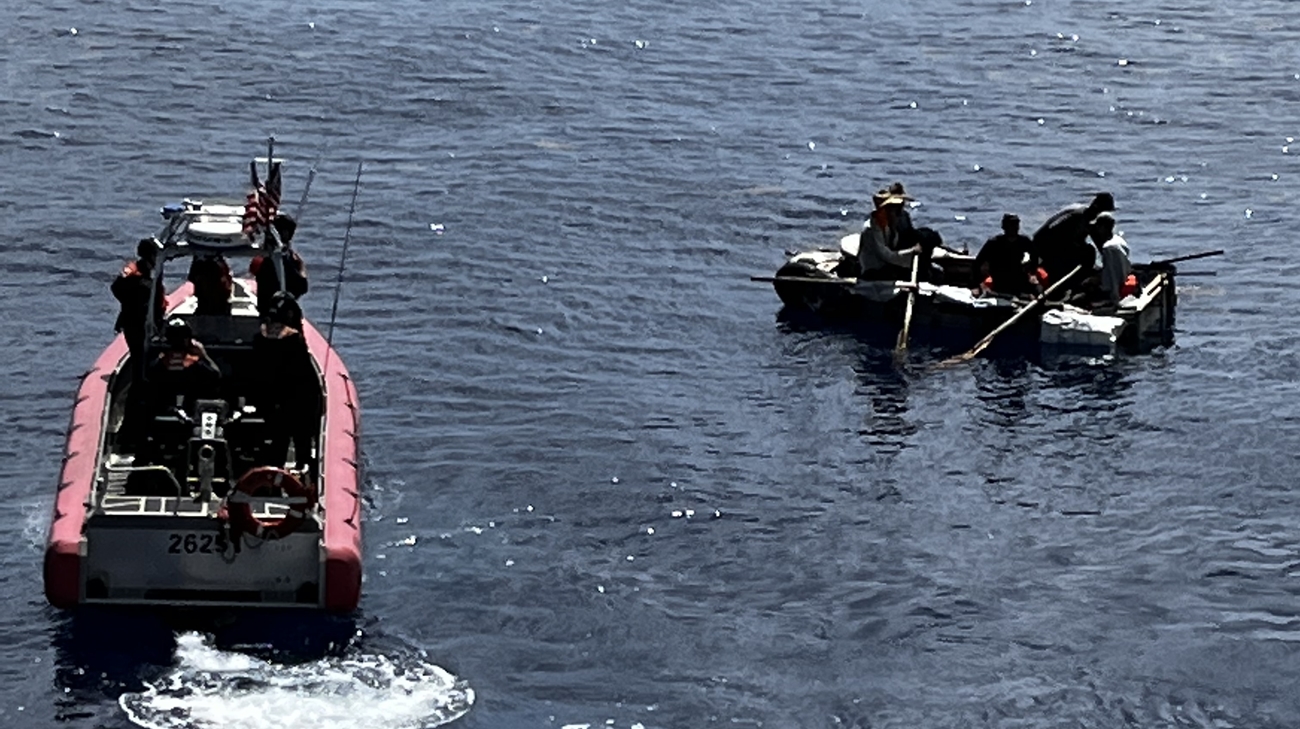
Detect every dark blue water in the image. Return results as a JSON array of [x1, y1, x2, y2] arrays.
[[5, 1, 1300, 727]]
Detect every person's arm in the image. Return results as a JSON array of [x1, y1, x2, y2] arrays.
[[863, 226, 918, 268], [190, 340, 221, 376]]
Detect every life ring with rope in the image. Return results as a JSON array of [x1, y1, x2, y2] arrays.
[[226, 466, 316, 540]]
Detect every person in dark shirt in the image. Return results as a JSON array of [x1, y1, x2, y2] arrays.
[[975, 214, 1034, 296], [187, 255, 234, 316], [111, 238, 165, 381], [252, 292, 320, 471], [148, 317, 222, 414], [250, 213, 309, 318], [1031, 192, 1113, 289]]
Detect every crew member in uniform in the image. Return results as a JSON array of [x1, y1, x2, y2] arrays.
[[149, 317, 222, 413], [111, 238, 165, 381], [249, 213, 309, 318], [252, 292, 320, 472]]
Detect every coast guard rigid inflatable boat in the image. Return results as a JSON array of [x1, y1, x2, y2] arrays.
[[43, 152, 363, 612]]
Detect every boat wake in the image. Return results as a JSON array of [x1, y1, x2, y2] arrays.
[[119, 632, 474, 729]]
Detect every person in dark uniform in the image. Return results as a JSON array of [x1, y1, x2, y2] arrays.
[[149, 317, 222, 413], [187, 255, 234, 315], [1031, 192, 1113, 290], [252, 292, 320, 471], [975, 214, 1035, 296], [250, 213, 308, 318], [111, 238, 165, 381]]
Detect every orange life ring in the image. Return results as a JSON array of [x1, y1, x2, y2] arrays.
[[228, 466, 316, 539]]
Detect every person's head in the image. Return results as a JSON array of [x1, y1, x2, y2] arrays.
[[272, 213, 297, 247], [873, 183, 911, 216], [1088, 192, 1115, 215], [1089, 211, 1116, 242], [136, 238, 158, 267], [1001, 213, 1020, 235], [267, 291, 303, 327], [164, 317, 193, 349]]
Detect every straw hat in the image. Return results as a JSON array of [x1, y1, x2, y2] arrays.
[[873, 182, 914, 208]]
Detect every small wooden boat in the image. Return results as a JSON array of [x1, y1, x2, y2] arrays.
[[756, 230, 1181, 358], [43, 150, 363, 612]]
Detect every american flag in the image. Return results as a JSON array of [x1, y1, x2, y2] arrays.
[[241, 160, 282, 242]]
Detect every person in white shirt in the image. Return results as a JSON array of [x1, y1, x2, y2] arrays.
[[1089, 212, 1132, 304]]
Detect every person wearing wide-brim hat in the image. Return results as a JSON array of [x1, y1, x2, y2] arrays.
[[1030, 192, 1115, 291], [856, 182, 922, 281]]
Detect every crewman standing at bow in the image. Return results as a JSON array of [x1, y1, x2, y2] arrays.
[[249, 213, 309, 318]]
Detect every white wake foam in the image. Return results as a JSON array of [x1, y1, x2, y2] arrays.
[[120, 632, 474, 729]]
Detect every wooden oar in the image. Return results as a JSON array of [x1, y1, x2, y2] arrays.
[[937, 264, 1085, 366], [1148, 249, 1224, 267], [751, 275, 927, 291], [750, 275, 857, 285], [895, 255, 921, 354]]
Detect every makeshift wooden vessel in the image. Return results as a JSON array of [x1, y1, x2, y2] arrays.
[[756, 230, 1186, 358], [44, 151, 363, 612]]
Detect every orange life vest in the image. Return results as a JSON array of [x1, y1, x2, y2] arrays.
[[161, 350, 200, 371]]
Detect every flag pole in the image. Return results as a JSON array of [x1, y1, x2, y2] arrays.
[[262, 136, 287, 295]]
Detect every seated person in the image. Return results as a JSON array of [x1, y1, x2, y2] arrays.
[[1088, 212, 1137, 306], [148, 317, 222, 415], [975, 214, 1035, 297], [857, 187, 921, 281]]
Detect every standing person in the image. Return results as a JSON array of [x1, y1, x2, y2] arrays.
[[252, 292, 320, 472], [1031, 192, 1114, 289], [188, 255, 234, 315], [250, 213, 309, 318], [975, 214, 1035, 296], [1089, 212, 1136, 304], [111, 238, 165, 381], [857, 186, 921, 280]]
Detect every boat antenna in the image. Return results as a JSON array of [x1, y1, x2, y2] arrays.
[[294, 144, 327, 221], [326, 161, 364, 349]]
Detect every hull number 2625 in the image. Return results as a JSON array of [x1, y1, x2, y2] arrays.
[[167, 532, 229, 554]]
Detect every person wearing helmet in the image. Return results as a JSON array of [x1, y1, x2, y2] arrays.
[[252, 293, 319, 470], [111, 238, 166, 381], [249, 213, 309, 318], [148, 317, 222, 413]]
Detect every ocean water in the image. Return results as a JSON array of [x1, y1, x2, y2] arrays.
[[3, 0, 1300, 727]]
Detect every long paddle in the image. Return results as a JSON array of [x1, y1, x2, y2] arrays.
[[1149, 249, 1223, 267], [895, 254, 921, 354], [750, 275, 857, 285], [938, 264, 1085, 366]]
